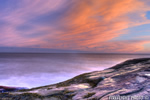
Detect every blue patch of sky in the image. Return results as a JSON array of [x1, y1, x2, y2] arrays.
[[0, 20, 10, 30], [28, 1, 74, 28], [21, 32, 48, 38], [146, 11, 150, 20], [0, 0, 21, 13], [0, 20, 8, 25], [111, 23, 150, 41], [17, 25, 33, 31], [29, 6, 68, 26]]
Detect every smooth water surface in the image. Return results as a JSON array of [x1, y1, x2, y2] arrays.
[[0, 53, 150, 88]]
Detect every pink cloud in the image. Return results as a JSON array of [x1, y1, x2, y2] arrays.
[[0, 0, 150, 53]]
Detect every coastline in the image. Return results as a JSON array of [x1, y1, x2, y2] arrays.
[[1, 58, 150, 100]]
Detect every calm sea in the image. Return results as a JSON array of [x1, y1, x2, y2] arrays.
[[0, 53, 150, 88]]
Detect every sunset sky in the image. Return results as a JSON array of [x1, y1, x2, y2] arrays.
[[0, 0, 150, 53]]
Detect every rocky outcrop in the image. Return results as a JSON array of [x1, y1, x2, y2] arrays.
[[1, 58, 150, 100], [0, 86, 27, 93]]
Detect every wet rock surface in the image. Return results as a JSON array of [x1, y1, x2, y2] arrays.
[[1, 58, 150, 100]]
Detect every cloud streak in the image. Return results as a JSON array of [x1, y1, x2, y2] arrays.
[[0, 0, 150, 53]]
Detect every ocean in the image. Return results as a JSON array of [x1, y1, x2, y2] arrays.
[[0, 53, 150, 88]]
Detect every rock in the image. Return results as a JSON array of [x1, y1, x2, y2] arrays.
[[1, 58, 150, 100], [0, 86, 27, 93], [136, 76, 146, 83], [46, 97, 61, 100]]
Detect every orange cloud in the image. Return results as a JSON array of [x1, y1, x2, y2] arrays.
[[90, 40, 150, 53], [1, 0, 150, 53], [49, 0, 150, 52]]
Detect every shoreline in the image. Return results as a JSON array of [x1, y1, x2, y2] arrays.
[[1, 58, 150, 99]]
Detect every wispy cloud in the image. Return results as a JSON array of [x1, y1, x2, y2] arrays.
[[88, 40, 150, 53], [0, 0, 150, 53]]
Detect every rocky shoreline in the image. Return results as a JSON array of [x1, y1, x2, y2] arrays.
[[0, 86, 27, 93], [0, 58, 150, 100]]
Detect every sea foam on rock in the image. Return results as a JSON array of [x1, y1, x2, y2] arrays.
[[0, 58, 150, 100]]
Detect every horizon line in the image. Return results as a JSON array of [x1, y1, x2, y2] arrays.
[[0, 52, 150, 55]]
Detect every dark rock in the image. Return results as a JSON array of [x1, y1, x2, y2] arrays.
[[0, 86, 27, 93]]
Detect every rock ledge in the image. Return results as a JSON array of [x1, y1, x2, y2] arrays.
[[1, 58, 150, 100]]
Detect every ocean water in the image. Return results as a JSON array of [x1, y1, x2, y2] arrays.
[[0, 53, 150, 88]]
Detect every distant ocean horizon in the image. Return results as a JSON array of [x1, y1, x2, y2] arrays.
[[0, 53, 150, 88]]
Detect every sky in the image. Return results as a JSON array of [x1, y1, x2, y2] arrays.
[[0, 0, 150, 53]]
